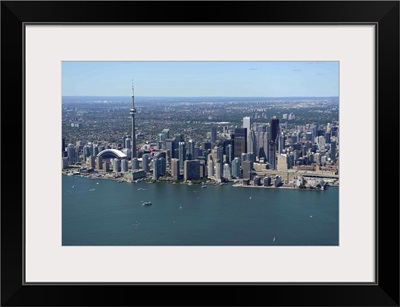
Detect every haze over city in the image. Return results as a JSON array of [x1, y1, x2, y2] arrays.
[[62, 61, 339, 97]]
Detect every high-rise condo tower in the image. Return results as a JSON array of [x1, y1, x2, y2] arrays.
[[269, 117, 280, 170]]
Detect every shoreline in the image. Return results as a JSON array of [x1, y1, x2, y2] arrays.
[[232, 183, 336, 191], [63, 172, 338, 190]]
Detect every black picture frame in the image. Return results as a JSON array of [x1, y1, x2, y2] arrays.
[[1, 1, 399, 306]]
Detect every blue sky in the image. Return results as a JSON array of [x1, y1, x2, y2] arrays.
[[62, 61, 339, 97]]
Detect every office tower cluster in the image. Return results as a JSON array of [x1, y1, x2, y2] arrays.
[[62, 114, 339, 184], [62, 85, 339, 184]]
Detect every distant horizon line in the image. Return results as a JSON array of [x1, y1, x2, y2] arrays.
[[62, 95, 339, 98]]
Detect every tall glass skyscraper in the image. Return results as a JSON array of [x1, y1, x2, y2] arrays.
[[179, 142, 186, 170], [269, 117, 280, 169], [166, 138, 176, 158], [152, 158, 159, 180], [157, 133, 165, 150], [187, 139, 195, 160], [226, 144, 233, 165], [243, 116, 253, 154], [216, 146, 223, 163], [171, 158, 180, 180], [215, 160, 222, 181], [207, 154, 214, 179], [231, 157, 241, 178], [211, 125, 217, 144], [124, 137, 131, 150], [270, 117, 280, 143], [184, 160, 200, 181], [223, 163, 231, 181], [67, 144, 76, 165], [233, 128, 247, 158], [142, 154, 150, 173], [242, 160, 253, 180], [159, 156, 166, 176]]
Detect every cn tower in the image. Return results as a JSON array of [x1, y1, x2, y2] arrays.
[[130, 81, 137, 159]]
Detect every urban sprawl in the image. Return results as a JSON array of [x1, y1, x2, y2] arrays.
[[62, 91, 339, 190]]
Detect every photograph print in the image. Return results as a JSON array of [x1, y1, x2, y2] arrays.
[[62, 61, 339, 246]]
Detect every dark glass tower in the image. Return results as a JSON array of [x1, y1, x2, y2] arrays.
[[211, 125, 217, 144], [270, 117, 280, 143], [269, 117, 280, 169], [233, 128, 247, 158]]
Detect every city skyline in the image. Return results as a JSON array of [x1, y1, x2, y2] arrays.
[[62, 95, 339, 183], [62, 89, 339, 247], [62, 68, 339, 247], [62, 61, 339, 97]]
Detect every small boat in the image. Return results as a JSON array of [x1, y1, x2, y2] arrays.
[[72, 185, 75, 188], [89, 189, 95, 191], [96, 182, 99, 185], [249, 196, 252, 200], [201, 185, 207, 189], [273, 236, 276, 242], [142, 201, 152, 206]]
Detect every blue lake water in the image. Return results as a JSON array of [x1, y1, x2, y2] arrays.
[[62, 175, 339, 246]]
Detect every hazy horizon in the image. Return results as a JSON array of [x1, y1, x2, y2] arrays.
[[62, 61, 339, 97], [62, 95, 339, 98]]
